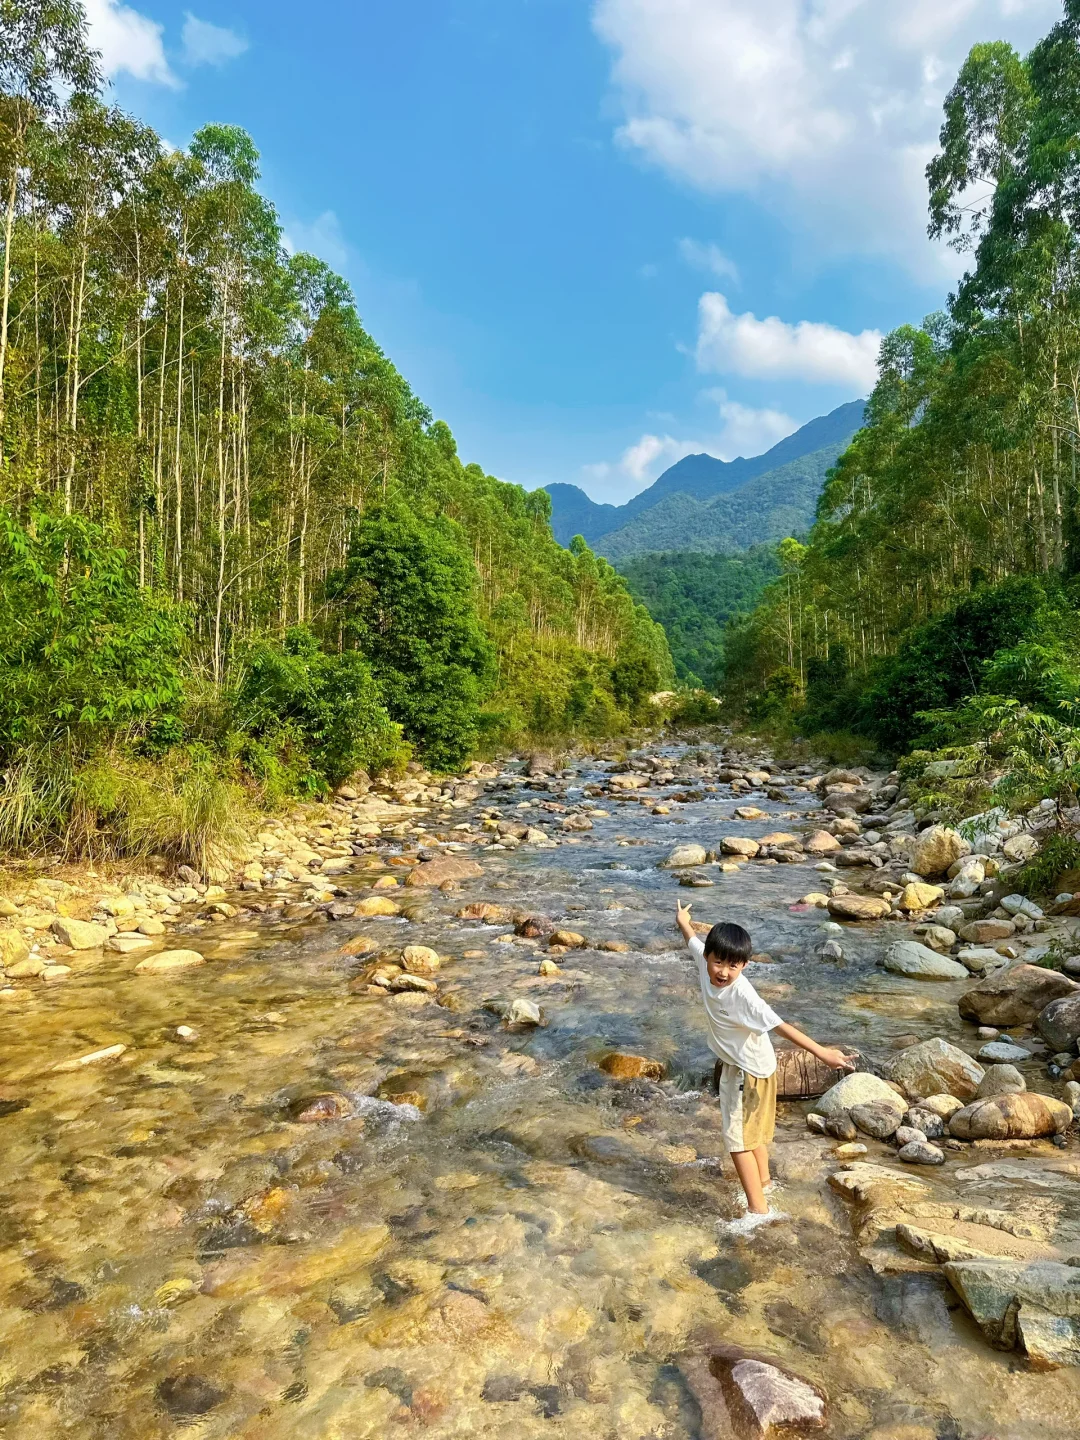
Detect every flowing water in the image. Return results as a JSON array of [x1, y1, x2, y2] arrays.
[[1, 746, 1078, 1437]]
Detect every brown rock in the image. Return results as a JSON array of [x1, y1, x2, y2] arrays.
[[0, 929, 30, 969], [291, 1093, 354, 1123], [355, 896, 402, 917], [949, 1092, 1073, 1140], [959, 919, 1016, 945], [827, 894, 890, 922], [958, 964, 1079, 1027], [600, 1052, 665, 1081], [720, 836, 760, 857], [774, 1047, 858, 1100], [804, 830, 842, 854], [456, 903, 517, 923], [401, 945, 441, 975], [596, 940, 631, 953], [405, 857, 484, 888], [550, 930, 586, 949]]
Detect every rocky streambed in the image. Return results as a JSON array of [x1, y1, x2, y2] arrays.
[[0, 741, 1079, 1438]]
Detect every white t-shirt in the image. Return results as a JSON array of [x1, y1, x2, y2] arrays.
[[689, 936, 782, 1078]]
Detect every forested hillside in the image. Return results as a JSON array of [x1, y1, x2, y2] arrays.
[[619, 548, 779, 689], [0, 2, 670, 858], [725, 1, 1080, 797]]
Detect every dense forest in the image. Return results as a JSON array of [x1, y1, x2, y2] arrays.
[[0, 1, 671, 859], [619, 548, 779, 690], [725, 0, 1080, 810]]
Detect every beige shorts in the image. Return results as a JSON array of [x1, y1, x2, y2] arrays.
[[715, 1063, 777, 1153]]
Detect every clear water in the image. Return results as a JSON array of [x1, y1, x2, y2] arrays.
[[1, 746, 1076, 1437]]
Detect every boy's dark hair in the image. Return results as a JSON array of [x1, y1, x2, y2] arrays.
[[703, 922, 753, 964]]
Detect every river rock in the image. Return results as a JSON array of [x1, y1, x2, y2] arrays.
[[905, 1107, 945, 1139], [949, 1092, 1073, 1140], [401, 945, 441, 975], [957, 947, 1005, 973], [774, 1047, 857, 1099], [895, 1124, 927, 1146], [680, 1347, 827, 1438], [291, 1092, 354, 1123], [959, 919, 1016, 945], [816, 1071, 905, 1120], [51, 917, 109, 950], [804, 830, 842, 854], [662, 844, 708, 868], [1001, 894, 1044, 920], [6, 956, 45, 978], [1036, 992, 1080, 1053], [977, 1040, 1031, 1063], [52, 1043, 127, 1072], [457, 902, 517, 923], [355, 896, 402, 917], [827, 894, 890, 922], [599, 1052, 665, 1080], [920, 1094, 965, 1119], [720, 836, 759, 858], [917, 925, 958, 953], [1002, 833, 1039, 862], [943, 1258, 1080, 1368], [958, 965, 1080, 1026], [850, 1102, 901, 1140], [880, 941, 968, 981], [899, 1140, 945, 1165], [134, 949, 205, 973], [507, 998, 542, 1027], [0, 929, 30, 968], [882, 1038, 984, 1101], [549, 930, 586, 948], [909, 826, 971, 878], [405, 856, 484, 887], [976, 1064, 1026, 1098], [900, 882, 945, 911], [825, 1113, 858, 1141]]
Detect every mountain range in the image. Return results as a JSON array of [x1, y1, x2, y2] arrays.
[[545, 399, 865, 558]]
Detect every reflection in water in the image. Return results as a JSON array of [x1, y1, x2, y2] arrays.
[[0, 746, 1076, 1437]]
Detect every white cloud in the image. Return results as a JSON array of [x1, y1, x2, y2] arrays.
[[182, 12, 249, 68], [695, 292, 881, 390], [83, 0, 177, 87], [593, 0, 1061, 275], [707, 391, 798, 459], [282, 211, 351, 272], [678, 238, 739, 283]]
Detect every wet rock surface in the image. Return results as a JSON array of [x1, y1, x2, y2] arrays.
[[1, 739, 1079, 1436]]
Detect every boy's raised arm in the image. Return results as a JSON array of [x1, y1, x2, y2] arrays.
[[675, 900, 696, 943]]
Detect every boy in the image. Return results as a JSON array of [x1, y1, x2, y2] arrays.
[[676, 900, 854, 1221]]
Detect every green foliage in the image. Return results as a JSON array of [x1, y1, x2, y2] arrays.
[[330, 506, 495, 771], [619, 547, 779, 688], [1015, 833, 1080, 900], [234, 626, 403, 792], [669, 691, 722, 727], [0, 510, 185, 759]]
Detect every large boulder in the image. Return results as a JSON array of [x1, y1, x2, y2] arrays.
[[909, 825, 971, 878], [827, 894, 891, 922], [404, 857, 484, 888], [815, 1071, 905, 1120], [958, 965, 1080, 1027], [51, 917, 109, 950], [1036, 992, 1080, 1054], [0, 928, 30, 969], [720, 836, 759, 858], [774, 1047, 857, 1100], [948, 1092, 1073, 1141], [661, 844, 708, 869], [880, 941, 969, 981], [883, 1038, 984, 1102], [943, 1259, 1080, 1368], [824, 785, 874, 814]]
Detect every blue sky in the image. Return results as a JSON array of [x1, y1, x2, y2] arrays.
[[88, 0, 1064, 504]]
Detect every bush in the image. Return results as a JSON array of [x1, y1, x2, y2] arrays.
[[233, 626, 404, 792], [329, 505, 495, 771], [0, 510, 185, 760]]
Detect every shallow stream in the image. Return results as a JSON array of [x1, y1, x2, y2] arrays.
[[1, 747, 1077, 1437]]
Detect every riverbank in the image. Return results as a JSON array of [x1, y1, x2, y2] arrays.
[[1, 736, 1078, 1436]]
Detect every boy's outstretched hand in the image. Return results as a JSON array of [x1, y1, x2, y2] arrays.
[[819, 1046, 857, 1072], [675, 899, 695, 940]]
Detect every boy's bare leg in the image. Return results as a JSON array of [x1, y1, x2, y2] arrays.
[[754, 1145, 771, 1188], [730, 1150, 768, 1214]]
